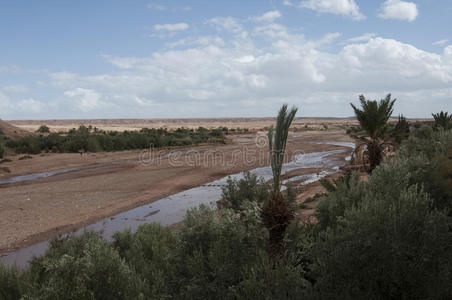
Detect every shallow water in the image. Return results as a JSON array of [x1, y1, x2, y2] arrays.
[[0, 161, 121, 185], [1, 142, 353, 268]]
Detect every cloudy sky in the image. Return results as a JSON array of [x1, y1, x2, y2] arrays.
[[0, 0, 451, 119]]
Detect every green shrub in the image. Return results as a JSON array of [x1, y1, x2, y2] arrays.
[[112, 224, 178, 299], [310, 152, 452, 299], [236, 258, 308, 299], [0, 143, 4, 159], [36, 125, 50, 133], [25, 231, 145, 300], [173, 204, 267, 299], [316, 171, 366, 229], [312, 185, 452, 299], [6, 126, 225, 154], [398, 129, 452, 211], [218, 172, 269, 211], [0, 264, 24, 300]]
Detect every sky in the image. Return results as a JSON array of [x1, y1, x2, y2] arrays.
[[0, 0, 451, 120]]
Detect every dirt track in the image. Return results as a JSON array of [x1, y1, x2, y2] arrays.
[[0, 130, 352, 255]]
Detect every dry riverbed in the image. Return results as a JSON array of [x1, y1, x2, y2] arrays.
[[0, 130, 352, 256]]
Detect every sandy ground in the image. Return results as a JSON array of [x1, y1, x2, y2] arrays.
[[0, 130, 352, 255], [8, 117, 360, 132]]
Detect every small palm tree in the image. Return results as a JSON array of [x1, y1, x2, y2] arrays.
[[392, 114, 410, 144], [261, 104, 298, 259], [432, 111, 452, 130], [350, 94, 396, 172]]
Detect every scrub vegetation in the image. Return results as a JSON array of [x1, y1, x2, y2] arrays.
[[2, 126, 225, 155], [1, 103, 451, 299]]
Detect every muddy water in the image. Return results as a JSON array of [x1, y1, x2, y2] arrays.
[[1, 142, 354, 268]]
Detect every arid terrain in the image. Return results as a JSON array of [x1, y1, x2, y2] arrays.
[[8, 117, 359, 132], [0, 123, 353, 256]]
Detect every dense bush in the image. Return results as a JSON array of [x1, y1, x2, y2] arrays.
[[5, 126, 225, 155], [316, 171, 366, 229], [36, 125, 50, 133], [112, 224, 177, 299], [173, 204, 267, 299], [25, 232, 145, 299], [309, 128, 452, 299], [311, 179, 452, 299], [218, 172, 270, 211], [0, 264, 24, 300], [393, 128, 452, 212]]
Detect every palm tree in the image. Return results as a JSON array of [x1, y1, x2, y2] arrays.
[[350, 94, 396, 172], [432, 111, 452, 130], [392, 114, 410, 144], [261, 104, 298, 259]]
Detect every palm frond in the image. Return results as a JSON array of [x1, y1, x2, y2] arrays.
[[350, 94, 395, 139], [432, 111, 452, 130], [269, 104, 298, 193]]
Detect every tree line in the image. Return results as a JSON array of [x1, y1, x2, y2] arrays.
[[2, 126, 225, 155]]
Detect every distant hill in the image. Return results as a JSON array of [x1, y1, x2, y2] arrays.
[[0, 119, 31, 138]]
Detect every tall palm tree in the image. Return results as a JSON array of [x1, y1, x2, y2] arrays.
[[261, 104, 298, 259], [432, 111, 452, 130], [350, 94, 396, 172]]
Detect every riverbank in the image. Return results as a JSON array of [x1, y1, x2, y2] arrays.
[[0, 130, 352, 257]]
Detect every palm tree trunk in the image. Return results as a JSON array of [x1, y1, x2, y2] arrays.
[[261, 192, 294, 258], [367, 141, 382, 172]]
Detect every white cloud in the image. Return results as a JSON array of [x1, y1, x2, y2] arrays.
[[0, 65, 22, 73], [433, 39, 448, 46], [147, 3, 166, 10], [0, 92, 46, 117], [378, 0, 418, 22], [44, 26, 452, 118], [147, 2, 190, 11], [299, 0, 365, 20], [64, 88, 104, 112], [16, 98, 43, 114], [166, 36, 225, 48], [346, 33, 377, 43], [207, 17, 243, 33], [2, 85, 29, 93], [0, 15, 434, 118], [283, 0, 294, 6], [152, 23, 189, 31], [0, 91, 12, 113], [255, 10, 282, 22]]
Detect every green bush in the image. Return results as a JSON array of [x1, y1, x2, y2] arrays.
[[0, 143, 4, 159], [312, 185, 452, 299], [316, 171, 366, 229], [236, 258, 308, 300], [36, 125, 50, 133], [25, 231, 145, 300], [112, 224, 178, 299], [309, 144, 452, 299], [6, 126, 225, 154], [397, 129, 452, 211], [218, 172, 269, 211], [0, 264, 24, 300], [173, 204, 267, 299]]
